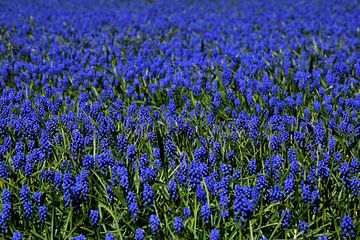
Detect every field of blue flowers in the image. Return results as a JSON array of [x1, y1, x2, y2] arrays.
[[0, 0, 360, 239]]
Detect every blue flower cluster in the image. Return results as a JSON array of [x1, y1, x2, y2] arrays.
[[0, 0, 359, 239]]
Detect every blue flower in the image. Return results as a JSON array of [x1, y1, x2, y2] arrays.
[[2, 189, 11, 204], [69, 129, 84, 158], [314, 100, 321, 113], [281, 210, 291, 229], [71, 234, 87, 240], [135, 228, 145, 240], [183, 207, 191, 219], [248, 159, 257, 175], [104, 233, 115, 240], [318, 160, 330, 179], [12, 231, 23, 240], [2, 202, 12, 220], [149, 214, 160, 235], [0, 213, 7, 233], [62, 173, 73, 209], [256, 174, 268, 192], [112, 165, 130, 191], [165, 140, 178, 161], [23, 201, 33, 220], [126, 191, 139, 218], [196, 184, 207, 205], [270, 185, 283, 203], [340, 162, 351, 187], [106, 185, 114, 203], [221, 68, 232, 87], [173, 217, 183, 235], [284, 175, 295, 197], [209, 228, 220, 240], [117, 135, 128, 154], [82, 155, 95, 169], [201, 204, 211, 224], [89, 210, 100, 226], [33, 191, 43, 206], [218, 188, 229, 219], [38, 205, 47, 223], [318, 234, 328, 240], [234, 185, 254, 222], [54, 172, 62, 189], [299, 221, 309, 233], [168, 179, 178, 201], [194, 146, 207, 163], [142, 182, 154, 206], [350, 158, 359, 175], [341, 215, 355, 239], [20, 185, 31, 203], [314, 121, 325, 146]]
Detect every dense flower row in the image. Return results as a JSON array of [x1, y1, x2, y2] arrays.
[[0, 0, 360, 239]]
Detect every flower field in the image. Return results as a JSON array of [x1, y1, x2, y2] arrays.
[[0, 0, 360, 239]]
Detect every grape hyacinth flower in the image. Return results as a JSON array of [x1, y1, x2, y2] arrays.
[[0, 1, 359, 239], [104, 233, 115, 240], [281, 210, 291, 229], [20, 185, 30, 203], [248, 159, 257, 175], [201, 204, 211, 224], [106, 185, 114, 203], [23, 201, 33, 220], [149, 214, 160, 235], [173, 217, 183, 235], [341, 215, 355, 239], [270, 185, 283, 203], [234, 185, 254, 222], [183, 207, 191, 219], [71, 234, 87, 240], [256, 174, 268, 192], [90, 210, 100, 226], [318, 234, 328, 240], [142, 182, 154, 206], [13, 232, 23, 240], [38, 205, 48, 223], [0, 213, 7, 233], [168, 179, 178, 202], [126, 191, 139, 219], [299, 221, 309, 233], [135, 228, 145, 240], [209, 228, 220, 240]]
